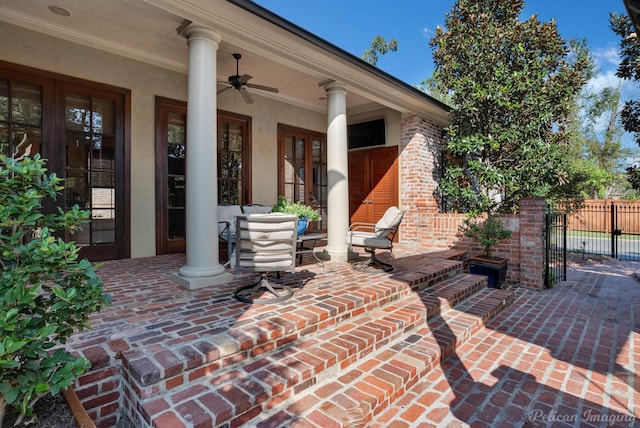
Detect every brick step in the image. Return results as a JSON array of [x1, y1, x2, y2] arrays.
[[253, 287, 515, 427], [119, 258, 464, 404], [135, 273, 493, 427]]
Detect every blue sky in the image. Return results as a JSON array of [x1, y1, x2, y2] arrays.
[[253, 0, 627, 86], [254, 0, 636, 149]]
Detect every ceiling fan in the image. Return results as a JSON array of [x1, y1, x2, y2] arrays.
[[217, 53, 279, 104]]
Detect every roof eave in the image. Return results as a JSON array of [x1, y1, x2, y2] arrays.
[[623, 0, 640, 32], [226, 0, 451, 115]]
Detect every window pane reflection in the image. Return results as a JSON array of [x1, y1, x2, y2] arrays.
[[0, 80, 42, 158], [65, 92, 116, 246], [217, 120, 244, 205]]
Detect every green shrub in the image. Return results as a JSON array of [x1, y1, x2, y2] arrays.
[[0, 155, 110, 427], [272, 196, 322, 221], [461, 214, 512, 258]]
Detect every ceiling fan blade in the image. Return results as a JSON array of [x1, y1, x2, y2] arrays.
[[246, 83, 279, 93], [237, 74, 253, 84], [239, 87, 254, 104], [217, 86, 233, 95]]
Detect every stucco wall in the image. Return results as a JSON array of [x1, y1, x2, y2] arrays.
[[0, 22, 327, 258]]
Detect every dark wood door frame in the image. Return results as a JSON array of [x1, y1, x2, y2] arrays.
[[155, 99, 253, 254], [155, 97, 187, 254], [277, 124, 327, 232], [0, 61, 130, 261]]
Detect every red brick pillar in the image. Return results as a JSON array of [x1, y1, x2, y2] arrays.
[[518, 197, 547, 289], [399, 114, 445, 245]]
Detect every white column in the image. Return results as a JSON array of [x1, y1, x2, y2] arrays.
[[172, 25, 232, 289], [323, 81, 350, 262]]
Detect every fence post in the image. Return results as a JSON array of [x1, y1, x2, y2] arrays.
[[562, 213, 567, 281], [611, 202, 616, 259], [544, 209, 550, 288], [519, 197, 547, 290]]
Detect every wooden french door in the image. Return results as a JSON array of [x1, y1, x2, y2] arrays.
[[0, 62, 129, 261], [217, 111, 252, 205], [155, 99, 252, 254], [348, 146, 398, 226], [278, 124, 327, 232], [59, 84, 128, 261], [155, 97, 187, 254]]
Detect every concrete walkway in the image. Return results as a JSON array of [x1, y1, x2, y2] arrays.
[[369, 258, 640, 428]]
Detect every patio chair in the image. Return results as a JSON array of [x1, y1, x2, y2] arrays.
[[345, 206, 405, 273], [233, 213, 298, 303], [241, 204, 272, 215], [218, 205, 243, 267]]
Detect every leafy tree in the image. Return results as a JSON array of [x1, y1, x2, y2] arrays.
[[611, 13, 640, 141], [563, 39, 635, 199], [610, 13, 640, 188], [580, 83, 636, 196], [430, 0, 588, 214], [416, 73, 453, 105], [0, 155, 110, 427], [362, 36, 398, 66]]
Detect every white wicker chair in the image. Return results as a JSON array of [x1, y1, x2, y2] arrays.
[[233, 213, 298, 303]]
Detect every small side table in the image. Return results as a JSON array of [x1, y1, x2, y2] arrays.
[[296, 232, 327, 266]]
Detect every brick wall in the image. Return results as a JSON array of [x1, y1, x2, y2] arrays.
[[414, 211, 521, 285], [397, 116, 546, 288], [517, 197, 546, 289], [401, 193, 546, 289], [73, 345, 123, 428], [399, 114, 445, 243]]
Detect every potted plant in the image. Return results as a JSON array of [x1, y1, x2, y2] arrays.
[[461, 213, 512, 288], [272, 196, 321, 235]]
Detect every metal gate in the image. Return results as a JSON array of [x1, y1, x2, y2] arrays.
[[544, 209, 567, 287], [565, 201, 640, 261]]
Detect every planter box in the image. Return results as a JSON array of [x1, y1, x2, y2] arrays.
[[469, 256, 507, 289]]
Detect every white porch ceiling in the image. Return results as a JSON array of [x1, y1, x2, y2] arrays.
[[0, 0, 449, 120]]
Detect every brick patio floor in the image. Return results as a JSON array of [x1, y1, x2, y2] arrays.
[[68, 248, 639, 427], [369, 258, 640, 428]]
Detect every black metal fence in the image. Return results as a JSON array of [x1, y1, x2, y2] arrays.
[[544, 209, 567, 288], [566, 201, 640, 261]]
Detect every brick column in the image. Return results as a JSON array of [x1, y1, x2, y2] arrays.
[[399, 114, 445, 245], [518, 197, 547, 289]]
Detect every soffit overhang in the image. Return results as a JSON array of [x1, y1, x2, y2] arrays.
[[0, 0, 450, 123]]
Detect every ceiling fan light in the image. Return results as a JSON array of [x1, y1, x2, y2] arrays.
[[48, 5, 71, 16]]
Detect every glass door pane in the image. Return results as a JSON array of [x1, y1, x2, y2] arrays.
[[64, 93, 116, 246], [312, 139, 327, 230], [283, 135, 306, 203], [0, 80, 42, 158], [217, 122, 243, 204], [155, 98, 187, 254], [280, 128, 326, 232], [91, 135, 115, 244], [167, 112, 186, 240]]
